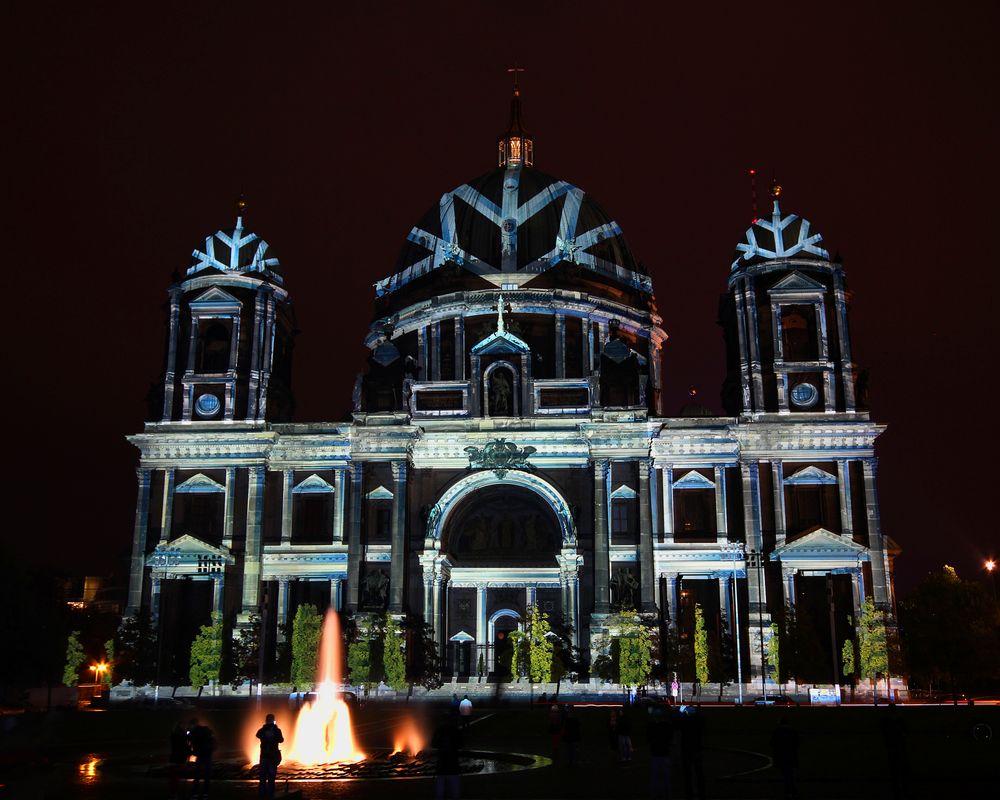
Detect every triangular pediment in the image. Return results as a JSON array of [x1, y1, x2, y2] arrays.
[[784, 465, 837, 485], [774, 527, 868, 559], [672, 470, 715, 489], [366, 485, 394, 501], [471, 330, 530, 355], [147, 534, 235, 568], [293, 474, 334, 494], [769, 271, 826, 294], [190, 286, 242, 307], [610, 484, 638, 500], [175, 473, 226, 493], [449, 630, 475, 642]]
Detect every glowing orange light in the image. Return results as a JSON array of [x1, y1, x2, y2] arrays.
[[987, 560, 996, 573], [391, 714, 427, 756]]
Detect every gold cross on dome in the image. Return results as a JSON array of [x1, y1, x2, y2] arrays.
[[506, 65, 525, 92]]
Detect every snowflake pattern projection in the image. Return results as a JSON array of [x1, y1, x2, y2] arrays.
[[731, 200, 829, 271], [375, 170, 650, 296], [188, 216, 281, 281]]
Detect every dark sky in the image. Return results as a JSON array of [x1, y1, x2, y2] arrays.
[[10, 3, 998, 595]]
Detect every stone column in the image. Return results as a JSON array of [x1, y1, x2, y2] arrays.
[[126, 468, 152, 616], [833, 274, 856, 411], [212, 575, 225, 616], [526, 586, 537, 608], [638, 460, 656, 612], [772, 462, 787, 547], [454, 316, 465, 380], [781, 566, 796, 610], [222, 467, 236, 549], [741, 463, 768, 619], [389, 461, 407, 613], [162, 288, 181, 421], [665, 573, 679, 629], [433, 576, 447, 651], [256, 291, 276, 420], [280, 469, 294, 545], [569, 573, 580, 649], [240, 466, 266, 619], [719, 574, 732, 634], [333, 469, 346, 543], [150, 575, 162, 625], [430, 322, 441, 381], [246, 286, 266, 420], [734, 282, 752, 412], [475, 586, 487, 650], [851, 568, 865, 626], [593, 459, 611, 615], [346, 463, 363, 613], [862, 460, 891, 607], [745, 280, 765, 410], [423, 574, 435, 628], [661, 467, 674, 543], [417, 326, 429, 379], [555, 313, 566, 378], [159, 468, 175, 544], [714, 466, 728, 543], [330, 578, 343, 612], [276, 578, 290, 643], [586, 320, 595, 374], [837, 460, 854, 538]]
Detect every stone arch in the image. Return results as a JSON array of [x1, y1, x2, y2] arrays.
[[425, 470, 577, 547]]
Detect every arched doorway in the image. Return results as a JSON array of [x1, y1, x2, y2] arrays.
[[491, 609, 521, 680]]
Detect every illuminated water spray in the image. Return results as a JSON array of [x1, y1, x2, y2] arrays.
[[287, 608, 365, 764]]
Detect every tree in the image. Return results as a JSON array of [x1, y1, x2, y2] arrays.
[[290, 604, 323, 687], [62, 631, 86, 687], [115, 611, 158, 685], [189, 613, 223, 689], [382, 613, 407, 691], [348, 617, 372, 689], [693, 604, 709, 686], [767, 623, 781, 693], [841, 637, 856, 697], [406, 618, 443, 691], [618, 613, 654, 688], [858, 597, 888, 702], [230, 613, 262, 690], [102, 638, 115, 686], [520, 605, 555, 683], [900, 565, 1000, 697]]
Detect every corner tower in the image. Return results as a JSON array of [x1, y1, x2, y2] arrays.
[[720, 182, 857, 416], [158, 201, 295, 423]]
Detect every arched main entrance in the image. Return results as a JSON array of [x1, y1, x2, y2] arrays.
[[419, 470, 583, 676]]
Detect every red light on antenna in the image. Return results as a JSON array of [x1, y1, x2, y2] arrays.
[[749, 168, 756, 175]]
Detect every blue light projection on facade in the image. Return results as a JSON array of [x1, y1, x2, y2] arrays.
[[731, 198, 830, 270]]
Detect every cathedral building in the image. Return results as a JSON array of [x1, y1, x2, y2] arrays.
[[125, 86, 897, 687]]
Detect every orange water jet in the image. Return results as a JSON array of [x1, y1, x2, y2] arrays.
[[287, 608, 365, 764], [391, 714, 427, 756]]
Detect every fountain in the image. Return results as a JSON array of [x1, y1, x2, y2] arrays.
[[287, 608, 365, 765]]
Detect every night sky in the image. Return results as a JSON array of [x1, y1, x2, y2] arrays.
[[10, 3, 998, 596]]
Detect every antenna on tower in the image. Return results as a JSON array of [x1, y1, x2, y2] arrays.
[[748, 168, 758, 223]]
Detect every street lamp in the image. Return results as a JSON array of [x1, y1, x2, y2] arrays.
[[720, 541, 744, 705]]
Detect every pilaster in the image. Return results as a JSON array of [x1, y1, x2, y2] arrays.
[[161, 288, 181, 421], [593, 459, 611, 615], [280, 469, 294, 545], [714, 466, 728, 543], [159, 468, 175, 544], [389, 461, 407, 613], [125, 468, 152, 616], [837, 460, 853, 538], [772, 461, 786, 547], [333, 469, 346, 543], [346, 463, 363, 613], [638, 459, 656, 612], [862, 459, 891, 607], [239, 466, 266, 619], [222, 467, 236, 549], [661, 467, 674, 543]]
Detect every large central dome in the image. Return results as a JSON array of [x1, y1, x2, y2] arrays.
[[377, 165, 648, 299]]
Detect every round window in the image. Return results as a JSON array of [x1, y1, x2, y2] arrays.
[[790, 382, 819, 408], [195, 393, 221, 417]]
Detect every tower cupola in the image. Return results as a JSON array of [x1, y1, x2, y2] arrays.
[[497, 69, 533, 168]]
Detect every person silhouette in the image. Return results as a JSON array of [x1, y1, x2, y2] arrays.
[[256, 713, 284, 799]]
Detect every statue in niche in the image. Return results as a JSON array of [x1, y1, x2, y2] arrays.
[[362, 568, 390, 608], [489, 369, 512, 416], [610, 568, 639, 611]]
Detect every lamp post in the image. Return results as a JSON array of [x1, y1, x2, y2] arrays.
[[720, 541, 744, 705], [748, 549, 767, 701]]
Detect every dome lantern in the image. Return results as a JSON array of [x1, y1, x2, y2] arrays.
[[497, 67, 534, 168]]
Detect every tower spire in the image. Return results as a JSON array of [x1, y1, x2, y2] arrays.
[[498, 67, 534, 168]]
